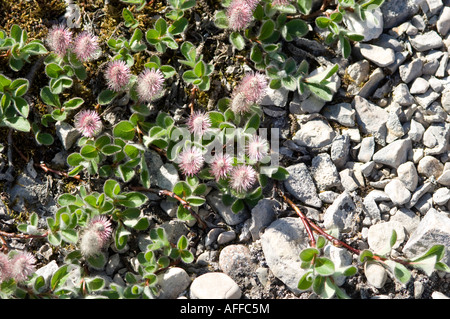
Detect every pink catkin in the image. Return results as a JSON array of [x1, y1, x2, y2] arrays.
[[178, 146, 205, 177], [247, 135, 269, 162], [46, 24, 72, 57], [227, 0, 255, 31], [136, 68, 165, 102], [72, 32, 101, 62], [74, 110, 102, 138], [105, 60, 131, 92], [89, 215, 112, 247], [229, 164, 257, 193], [187, 111, 212, 137], [10, 252, 36, 282], [0, 253, 12, 283], [210, 153, 233, 181]]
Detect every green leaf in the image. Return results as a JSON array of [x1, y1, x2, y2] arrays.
[[86, 277, 105, 291], [123, 8, 139, 28], [304, 82, 333, 101], [177, 235, 189, 250], [173, 181, 192, 197], [113, 121, 136, 140], [80, 144, 99, 159], [45, 63, 64, 79], [36, 131, 55, 144], [155, 18, 168, 36], [385, 260, 411, 284], [12, 96, 29, 118], [2, 116, 30, 132], [258, 19, 275, 41], [50, 265, 70, 291], [186, 196, 206, 207], [98, 89, 118, 105], [298, 271, 314, 290], [389, 229, 397, 249], [101, 144, 122, 155], [118, 192, 148, 208], [359, 249, 373, 262], [315, 17, 331, 29], [40, 86, 61, 108], [229, 31, 245, 50], [412, 245, 446, 263], [177, 204, 195, 221], [61, 229, 78, 244], [169, 17, 188, 35], [104, 179, 121, 199], [63, 97, 84, 110], [300, 248, 320, 262], [231, 199, 244, 214], [87, 253, 107, 270], [244, 113, 260, 132], [284, 19, 308, 39], [180, 250, 194, 263], [314, 257, 335, 276], [67, 153, 84, 167]]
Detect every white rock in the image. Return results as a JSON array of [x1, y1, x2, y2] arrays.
[[417, 155, 444, 178], [359, 43, 396, 67], [368, 221, 406, 254], [358, 136, 375, 163], [323, 192, 357, 232], [433, 187, 450, 205], [409, 77, 429, 94], [353, 96, 389, 145], [397, 161, 419, 192], [372, 138, 412, 168], [260, 217, 311, 294], [190, 272, 241, 299], [409, 31, 443, 51], [399, 58, 423, 83], [310, 153, 341, 191], [403, 208, 450, 265], [293, 119, 335, 149], [437, 6, 450, 36], [384, 179, 411, 206], [364, 261, 388, 289], [284, 163, 322, 208], [158, 267, 191, 299], [437, 170, 450, 186], [390, 208, 420, 235]]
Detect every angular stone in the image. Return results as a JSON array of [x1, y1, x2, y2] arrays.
[[260, 217, 310, 294], [206, 191, 250, 225], [397, 161, 419, 191], [323, 192, 357, 232], [399, 58, 423, 83], [331, 134, 351, 169], [409, 77, 429, 94], [433, 187, 450, 205], [359, 43, 396, 67], [364, 261, 388, 289], [372, 138, 412, 168], [190, 272, 241, 299], [384, 179, 411, 206], [393, 83, 415, 106], [380, 0, 420, 29], [414, 89, 441, 108], [390, 207, 420, 235], [55, 122, 81, 150], [292, 119, 335, 149], [310, 153, 341, 191], [353, 96, 389, 145], [437, 6, 450, 36], [437, 170, 450, 186], [322, 102, 356, 127], [249, 199, 279, 241], [158, 267, 191, 299], [407, 119, 425, 142], [368, 221, 406, 254], [358, 136, 375, 163], [345, 60, 370, 96], [409, 31, 443, 51], [284, 163, 322, 208], [417, 155, 444, 178], [403, 209, 450, 265]]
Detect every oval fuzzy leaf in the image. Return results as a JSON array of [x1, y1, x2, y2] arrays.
[[229, 31, 245, 50], [113, 121, 136, 140]]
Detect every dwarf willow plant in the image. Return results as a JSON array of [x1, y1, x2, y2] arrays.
[[296, 229, 450, 299], [0, 24, 48, 71]]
